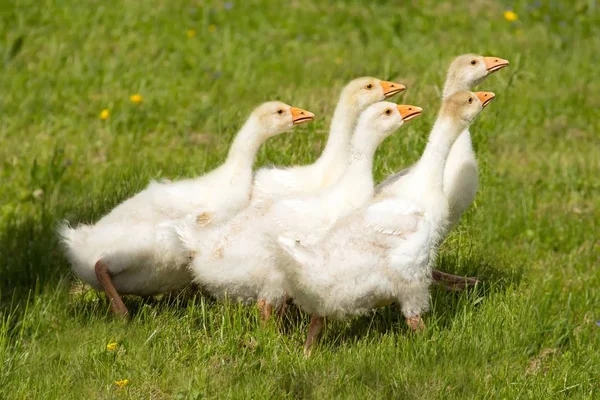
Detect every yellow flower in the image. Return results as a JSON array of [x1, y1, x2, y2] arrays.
[[106, 342, 118, 351], [504, 10, 518, 22], [186, 29, 196, 38], [114, 379, 129, 388], [130, 94, 143, 104], [99, 109, 110, 120], [208, 24, 216, 33], [334, 57, 343, 65]]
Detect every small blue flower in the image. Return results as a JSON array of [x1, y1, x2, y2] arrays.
[[224, 2, 233, 10], [596, 321, 600, 327], [212, 71, 222, 80]]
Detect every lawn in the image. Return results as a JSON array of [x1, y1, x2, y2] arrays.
[[1, 0, 599, 398]]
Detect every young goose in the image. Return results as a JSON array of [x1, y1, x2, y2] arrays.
[[276, 91, 495, 355], [271, 102, 423, 245], [175, 101, 421, 320], [251, 77, 405, 205], [59, 101, 314, 316], [376, 54, 508, 289]]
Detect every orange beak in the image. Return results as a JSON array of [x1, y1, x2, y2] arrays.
[[397, 104, 423, 122], [290, 107, 315, 125], [483, 56, 510, 74], [475, 92, 496, 108], [380, 81, 406, 98]]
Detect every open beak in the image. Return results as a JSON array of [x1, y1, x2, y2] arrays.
[[475, 92, 495, 108], [397, 105, 423, 122], [380, 81, 406, 98], [290, 107, 315, 125], [484, 56, 510, 74]]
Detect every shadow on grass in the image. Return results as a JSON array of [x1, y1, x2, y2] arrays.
[[0, 169, 150, 310], [0, 212, 67, 309], [65, 282, 216, 321]]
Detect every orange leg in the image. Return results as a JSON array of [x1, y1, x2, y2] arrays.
[[277, 294, 289, 321], [405, 315, 425, 332], [94, 260, 128, 316], [432, 269, 480, 291], [304, 315, 325, 357], [257, 299, 273, 325]]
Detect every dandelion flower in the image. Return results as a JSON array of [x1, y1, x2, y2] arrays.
[[130, 94, 143, 104], [334, 57, 343, 65], [100, 109, 110, 120], [208, 24, 216, 33], [186, 29, 196, 38], [106, 342, 118, 351], [114, 379, 129, 388], [504, 10, 518, 22]]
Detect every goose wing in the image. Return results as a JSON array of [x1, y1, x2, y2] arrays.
[[364, 198, 423, 236]]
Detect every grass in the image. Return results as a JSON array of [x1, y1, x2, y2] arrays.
[[1, 0, 599, 398]]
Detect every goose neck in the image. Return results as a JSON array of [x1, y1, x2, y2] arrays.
[[411, 116, 464, 191], [223, 118, 264, 172], [442, 77, 470, 99], [348, 122, 387, 164], [332, 126, 383, 192], [316, 100, 358, 168]]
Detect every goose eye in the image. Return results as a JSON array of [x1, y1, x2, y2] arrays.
[[384, 108, 392, 116], [470, 60, 477, 65], [277, 109, 284, 115], [366, 83, 373, 89], [468, 97, 473, 104]]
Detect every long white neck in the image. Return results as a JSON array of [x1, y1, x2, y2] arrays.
[[442, 77, 470, 99], [409, 116, 464, 193], [442, 74, 474, 159], [222, 118, 265, 172], [315, 99, 358, 169], [330, 124, 386, 196]]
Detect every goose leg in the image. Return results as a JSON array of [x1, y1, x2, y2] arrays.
[[94, 260, 128, 316], [405, 315, 425, 332], [304, 315, 324, 357], [257, 299, 273, 324], [432, 269, 480, 290], [434, 280, 471, 292], [277, 295, 288, 321]]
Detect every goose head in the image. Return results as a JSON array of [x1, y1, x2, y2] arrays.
[[357, 101, 423, 140], [252, 101, 315, 137], [341, 77, 406, 112], [444, 54, 509, 96], [441, 91, 495, 133]]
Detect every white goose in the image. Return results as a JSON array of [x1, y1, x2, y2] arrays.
[[276, 91, 495, 355], [59, 101, 314, 315], [251, 77, 405, 205], [377, 54, 508, 289], [175, 101, 421, 320], [271, 103, 422, 245]]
